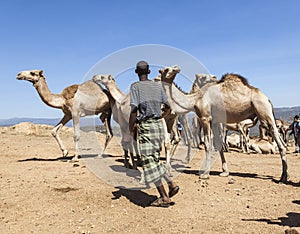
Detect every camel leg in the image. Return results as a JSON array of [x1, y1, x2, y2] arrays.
[[72, 113, 81, 161], [122, 143, 130, 168], [165, 141, 173, 176], [128, 142, 138, 170], [270, 124, 288, 182], [162, 118, 173, 176], [132, 128, 141, 165], [219, 149, 229, 177], [99, 110, 113, 153], [259, 110, 288, 182], [239, 127, 248, 153], [214, 123, 229, 177], [178, 114, 192, 162], [121, 140, 132, 169], [199, 118, 212, 179], [169, 120, 180, 159], [222, 130, 230, 153], [243, 128, 251, 153], [192, 128, 200, 148], [51, 114, 71, 157], [170, 138, 179, 158], [133, 139, 142, 169], [121, 130, 138, 170]]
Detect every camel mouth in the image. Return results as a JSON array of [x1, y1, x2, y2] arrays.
[[16, 75, 25, 80], [171, 65, 181, 73]]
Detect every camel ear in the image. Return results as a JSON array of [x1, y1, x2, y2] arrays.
[[158, 69, 162, 74], [39, 70, 44, 77]]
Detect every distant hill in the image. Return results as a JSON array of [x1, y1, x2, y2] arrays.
[[273, 106, 300, 121], [1, 106, 299, 129], [0, 117, 104, 127]]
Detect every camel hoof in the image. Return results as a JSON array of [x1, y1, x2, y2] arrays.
[[167, 169, 173, 177], [124, 161, 131, 169], [199, 174, 210, 179], [63, 150, 69, 157], [184, 157, 191, 164], [165, 164, 174, 176], [138, 177, 145, 185], [219, 172, 229, 177], [70, 157, 79, 163], [279, 175, 289, 184]]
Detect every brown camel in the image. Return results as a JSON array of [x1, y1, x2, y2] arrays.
[[159, 66, 288, 183], [192, 74, 262, 154], [16, 70, 113, 160]]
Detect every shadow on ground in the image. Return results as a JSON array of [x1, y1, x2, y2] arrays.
[[182, 169, 300, 187], [112, 187, 157, 208], [242, 212, 300, 228]]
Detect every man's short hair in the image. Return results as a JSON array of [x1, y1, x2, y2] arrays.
[[135, 60, 150, 75]]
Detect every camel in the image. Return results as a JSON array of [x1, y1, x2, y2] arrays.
[[92, 74, 185, 174], [192, 74, 280, 154], [275, 119, 291, 143], [225, 116, 258, 153], [91, 74, 139, 169], [16, 70, 113, 160], [191, 74, 259, 153], [249, 138, 278, 154], [153, 75, 193, 163], [226, 132, 242, 149], [159, 65, 288, 183], [226, 133, 278, 154]]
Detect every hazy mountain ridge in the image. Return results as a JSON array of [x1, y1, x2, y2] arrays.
[[273, 106, 300, 121], [0, 117, 101, 127], [1, 106, 299, 127]]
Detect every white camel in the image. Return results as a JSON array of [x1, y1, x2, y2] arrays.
[[91, 74, 139, 169], [159, 65, 288, 183], [92, 73, 190, 175], [17, 70, 113, 160]]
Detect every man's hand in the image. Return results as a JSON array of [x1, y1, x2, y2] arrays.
[[129, 107, 137, 133]]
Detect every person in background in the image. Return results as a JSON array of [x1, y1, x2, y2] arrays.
[[289, 115, 300, 153]]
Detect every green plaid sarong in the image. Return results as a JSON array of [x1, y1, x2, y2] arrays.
[[138, 118, 166, 184]]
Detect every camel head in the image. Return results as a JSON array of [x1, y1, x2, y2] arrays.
[[92, 74, 114, 87], [159, 65, 181, 84], [16, 70, 44, 85], [194, 74, 217, 88]]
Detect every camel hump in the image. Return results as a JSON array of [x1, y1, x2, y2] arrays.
[[61, 84, 79, 99], [218, 73, 255, 89]]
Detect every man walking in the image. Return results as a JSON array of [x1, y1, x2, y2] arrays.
[[129, 61, 179, 207]]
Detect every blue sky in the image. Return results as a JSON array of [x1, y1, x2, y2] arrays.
[[0, 0, 299, 119]]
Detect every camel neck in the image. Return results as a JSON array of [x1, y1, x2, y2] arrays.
[[34, 77, 65, 109], [162, 82, 197, 114], [106, 82, 125, 104]]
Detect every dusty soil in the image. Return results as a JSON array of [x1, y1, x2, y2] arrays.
[[0, 123, 299, 234]]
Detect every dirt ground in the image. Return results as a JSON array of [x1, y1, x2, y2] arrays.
[[0, 123, 299, 234]]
